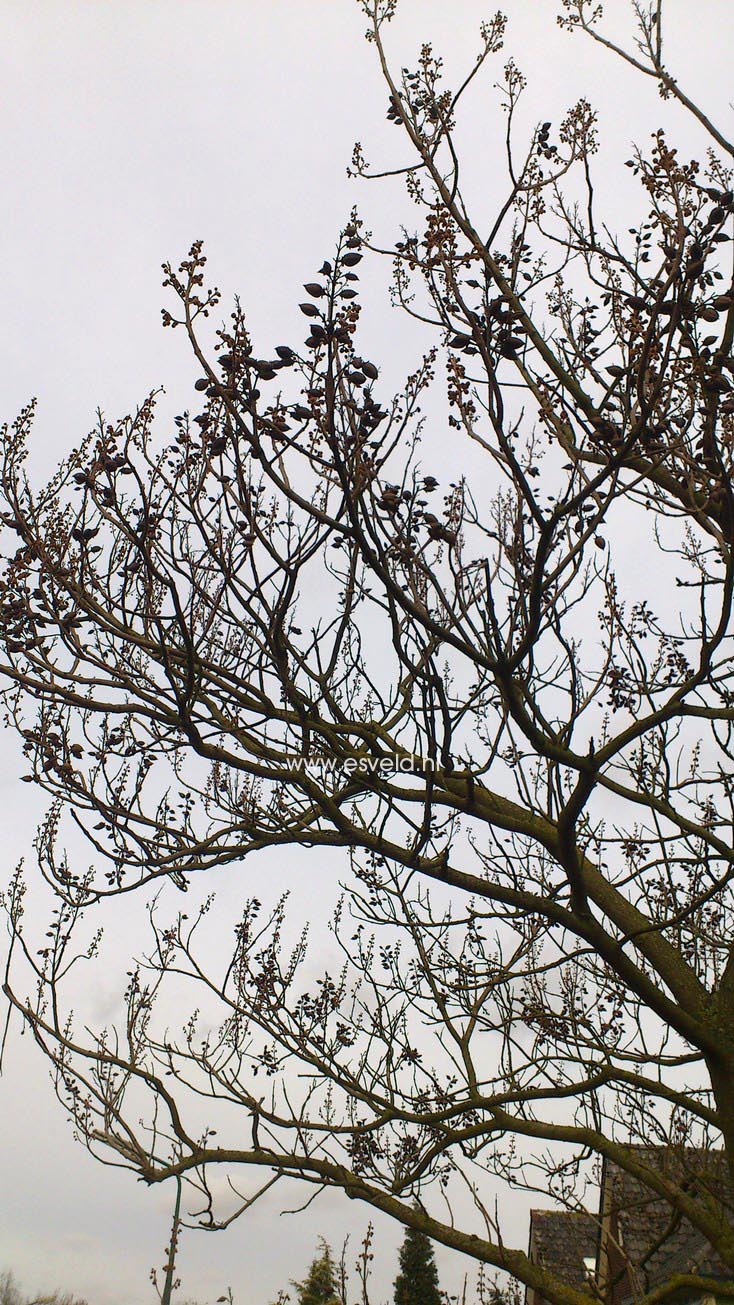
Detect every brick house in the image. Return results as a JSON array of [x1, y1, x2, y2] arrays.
[[526, 1147, 733, 1305]]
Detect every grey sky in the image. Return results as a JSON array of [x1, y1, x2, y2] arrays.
[[1, 2, 733, 1302]]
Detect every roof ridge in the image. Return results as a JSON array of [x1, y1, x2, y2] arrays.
[[530, 1208, 596, 1217]]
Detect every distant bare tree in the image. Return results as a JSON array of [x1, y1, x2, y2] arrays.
[[2, 4, 734, 1305], [0, 1272, 90, 1305], [0, 1274, 23, 1305]]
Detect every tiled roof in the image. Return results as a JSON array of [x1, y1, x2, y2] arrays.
[[528, 1148, 734, 1305], [530, 1209, 599, 1290], [604, 1146, 733, 1297]]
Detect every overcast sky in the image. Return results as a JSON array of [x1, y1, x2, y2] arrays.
[[1, 2, 734, 1302]]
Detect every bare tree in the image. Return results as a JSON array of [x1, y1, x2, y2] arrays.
[[0, 1272, 90, 1305], [2, 3, 734, 1304]]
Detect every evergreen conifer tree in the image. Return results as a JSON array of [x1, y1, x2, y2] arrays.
[[394, 1225, 442, 1305], [293, 1240, 341, 1305]]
